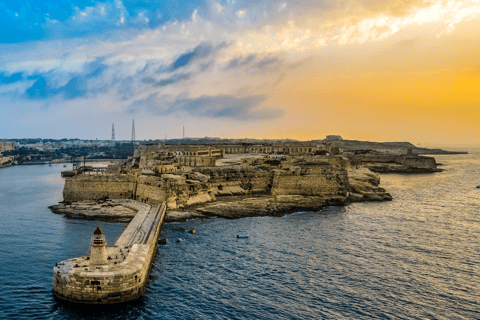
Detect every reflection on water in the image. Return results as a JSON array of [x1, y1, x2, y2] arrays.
[[0, 153, 479, 319]]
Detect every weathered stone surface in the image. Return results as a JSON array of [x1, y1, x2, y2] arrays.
[[49, 199, 137, 221], [189, 195, 346, 219], [164, 211, 208, 222], [189, 172, 210, 183], [349, 154, 442, 173], [347, 167, 392, 202]]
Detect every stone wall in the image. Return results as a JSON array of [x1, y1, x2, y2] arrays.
[[200, 167, 274, 194], [271, 172, 348, 197], [63, 175, 136, 201]]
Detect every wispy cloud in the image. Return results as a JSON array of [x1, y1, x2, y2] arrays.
[[127, 93, 283, 120], [22, 57, 108, 101]]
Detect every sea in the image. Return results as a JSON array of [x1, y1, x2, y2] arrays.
[[0, 151, 479, 319]]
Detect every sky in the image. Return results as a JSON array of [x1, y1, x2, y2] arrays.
[[0, 0, 479, 145]]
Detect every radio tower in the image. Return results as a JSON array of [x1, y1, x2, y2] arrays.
[[111, 123, 115, 141], [131, 119, 136, 141]]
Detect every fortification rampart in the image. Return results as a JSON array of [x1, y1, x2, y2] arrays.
[[63, 175, 136, 201], [271, 172, 348, 197]]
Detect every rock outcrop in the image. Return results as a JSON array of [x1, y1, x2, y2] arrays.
[[49, 200, 137, 222], [350, 154, 442, 173], [347, 167, 392, 202]]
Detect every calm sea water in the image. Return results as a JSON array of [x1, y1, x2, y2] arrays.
[[0, 152, 479, 319]]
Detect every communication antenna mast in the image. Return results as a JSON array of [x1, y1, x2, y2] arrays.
[[131, 119, 135, 141], [112, 123, 115, 141]]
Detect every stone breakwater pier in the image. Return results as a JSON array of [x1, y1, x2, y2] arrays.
[[53, 200, 167, 304]]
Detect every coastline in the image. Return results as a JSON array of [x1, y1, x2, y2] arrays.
[[50, 191, 389, 224]]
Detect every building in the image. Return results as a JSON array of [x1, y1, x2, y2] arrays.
[[325, 135, 343, 141]]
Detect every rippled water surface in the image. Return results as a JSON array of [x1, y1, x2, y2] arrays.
[[0, 152, 479, 319]]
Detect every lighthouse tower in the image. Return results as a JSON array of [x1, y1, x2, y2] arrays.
[[90, 227, 108, 265]]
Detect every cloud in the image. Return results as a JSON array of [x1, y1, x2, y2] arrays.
[[226, 54, 257, 69], [23, 57, 109, 100], [225, 54, 282, 73], [0, 72, 23, 85], [128, 93, 284, 120], [154, 73, 192, 87], [169, 42, 227, 71], [172, 44, 213, 70]]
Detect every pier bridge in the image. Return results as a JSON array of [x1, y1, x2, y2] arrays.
[[53, 200, 167, 304]]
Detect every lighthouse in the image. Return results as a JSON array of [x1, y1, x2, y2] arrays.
[[90, 227, 108, 265]]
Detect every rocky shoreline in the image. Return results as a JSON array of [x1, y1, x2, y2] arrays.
[[49, 199, 137, 222], [50, 188, 392, 223]]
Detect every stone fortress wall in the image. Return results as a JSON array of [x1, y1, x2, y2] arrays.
[[62, 164, 349, 209], [63, 175, 137, 201], [271, 171, 349, 197]]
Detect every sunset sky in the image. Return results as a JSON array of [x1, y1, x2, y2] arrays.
[[0, 0, 479, 145]]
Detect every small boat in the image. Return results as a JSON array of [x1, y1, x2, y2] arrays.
[[477, 185, 480, 189], [237, 234, 249, 239]]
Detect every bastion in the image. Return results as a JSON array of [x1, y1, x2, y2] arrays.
[[53, 200, 167, 304]]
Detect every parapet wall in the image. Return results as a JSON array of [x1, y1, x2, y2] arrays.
[[63, 175, 136, 201]]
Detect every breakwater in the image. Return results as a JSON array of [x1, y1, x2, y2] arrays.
[[52, 200, 167, 304]]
